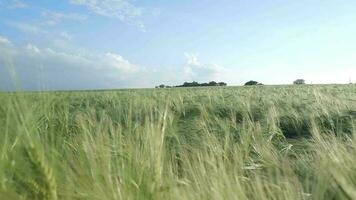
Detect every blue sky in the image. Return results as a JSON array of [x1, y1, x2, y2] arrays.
[[0, 0, 356, 90]]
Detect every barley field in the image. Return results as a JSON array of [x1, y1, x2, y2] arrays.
[[0, 85, 355, 200]]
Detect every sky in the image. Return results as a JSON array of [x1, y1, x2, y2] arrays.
[[0, 0, 356, 90]]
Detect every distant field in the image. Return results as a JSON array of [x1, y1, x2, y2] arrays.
[[0, 85, 356, 199]]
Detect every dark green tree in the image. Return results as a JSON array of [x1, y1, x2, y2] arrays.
[[208, 81, 217, 86], [218, 82, 227, 86], [244, 80, 259, 86], [293, 79, 305, 85]]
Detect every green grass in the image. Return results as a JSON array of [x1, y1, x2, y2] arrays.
[[0, 85, 355, 199]]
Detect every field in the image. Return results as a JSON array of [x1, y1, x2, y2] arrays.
[[0, 85, 356, 200]]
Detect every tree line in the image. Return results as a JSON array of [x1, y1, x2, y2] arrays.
[[155, 81, 227, 88], [155, 79, 306, 88]]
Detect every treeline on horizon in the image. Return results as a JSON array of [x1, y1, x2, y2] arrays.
[[155, 79, 312, 88], [155, 81, 227, 88]]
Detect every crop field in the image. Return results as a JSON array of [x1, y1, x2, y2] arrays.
[[0, 85, 356, 200]]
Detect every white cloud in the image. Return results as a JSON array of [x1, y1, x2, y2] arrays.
[[104, 53, 138, 75], [2, 38, 293, 90], [0, 36, 15, 60], [184, 53, 226, 82], [7, 20, 76, 45], [0, 39, 145, 90], [7, 22, 44, 35], [59, 32, 73, 40], [6, 10, 86, 38], [41, 10, 88, 26], [0, 36, 12, 45], [4, 0, 28, 9], [69, 0, 144, 29], [26, 43, 40, 53], [185, 53, 202, 67]]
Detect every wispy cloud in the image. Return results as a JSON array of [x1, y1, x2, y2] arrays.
[[69, 0, 145, 29], [41, 10, 88, 26], [7, 22, 45, 35], [59, 31, 73, 40], [6, 9, 85, 41], [3, 0, 28, 9], [7, 21, 75, 46]]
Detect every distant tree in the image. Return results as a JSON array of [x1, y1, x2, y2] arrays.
[[244, 80, 259, 86], [218, 82, 227, 86], [174, 81, 227, 87], [192, 81, 199, 86], [208, 81, 218, 86], [257, 83, 263, 85], [293, 79, 305, 85], [200, 82, 209, 87], [182, 81, 199, 87], [159, 84, 165, 88]]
